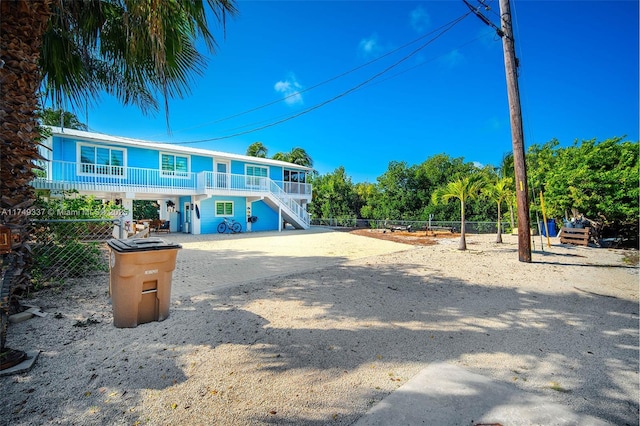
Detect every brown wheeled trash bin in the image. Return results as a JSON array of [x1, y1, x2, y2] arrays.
[[107, 237, 182, 328]]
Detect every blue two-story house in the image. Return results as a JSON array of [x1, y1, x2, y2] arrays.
[[33, 126, 312, 234]]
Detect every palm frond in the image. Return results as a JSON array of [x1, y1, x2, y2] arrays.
[[40, 0, 237, 119]]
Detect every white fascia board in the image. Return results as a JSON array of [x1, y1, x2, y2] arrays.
[[46, 126, 312, 171]]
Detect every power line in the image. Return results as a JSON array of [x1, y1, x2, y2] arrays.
[[462, 0, 504, 38], [352, 29, 496, 92], [150, 12, 473, 138], [192, 27, 495, 139], [168, 12, 472, 145]]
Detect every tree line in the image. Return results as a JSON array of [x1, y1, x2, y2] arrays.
[[306, 137, 639, 235], [43, 110, 639, 237]]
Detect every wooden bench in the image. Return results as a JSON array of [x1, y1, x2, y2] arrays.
[[427, 225, 455, 233], [156, 220, 170, 233], [560, 227, 590, 246], [387, 224, 412, 232], [149, 219, 162, 233]]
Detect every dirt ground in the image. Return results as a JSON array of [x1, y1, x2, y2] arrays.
[[347, 228, 459, 246], [2, 228, 637, 426]]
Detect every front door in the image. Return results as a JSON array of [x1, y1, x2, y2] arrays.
[[183, 202, 191, 233], [216, 162, 229, 189]]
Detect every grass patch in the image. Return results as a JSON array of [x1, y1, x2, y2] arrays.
[[548, 381, 571, 393], [622, 251, 639, 266]]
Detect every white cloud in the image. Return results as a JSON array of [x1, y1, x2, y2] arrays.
[[358, 34, 382, 58], [410, 6, 431, 33], [274, 75, 304, 106], [440, 49, 464, 68]]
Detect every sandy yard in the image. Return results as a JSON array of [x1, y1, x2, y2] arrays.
[[1, 228, 638, 425]]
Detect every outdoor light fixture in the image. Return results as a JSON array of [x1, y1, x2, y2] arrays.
[[0, 225, 11, 254]]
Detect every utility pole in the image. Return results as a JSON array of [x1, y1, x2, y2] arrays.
[[499, 0, 531, 262]]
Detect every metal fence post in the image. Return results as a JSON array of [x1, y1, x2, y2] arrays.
[[119, 216, 125, 239]]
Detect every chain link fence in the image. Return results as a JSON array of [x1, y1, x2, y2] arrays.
[[310, 217, 511, 234], [28, 217, 511, 285], [31, 219, 120, 285]]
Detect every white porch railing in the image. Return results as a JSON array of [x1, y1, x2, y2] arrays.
[[34, 162, 311, 196], [200, 172, 311, 197], [268, 180, 311, 227], [33, 161, 311, 227], [201, 172, 310, 227], [33, 160, 198, 193]]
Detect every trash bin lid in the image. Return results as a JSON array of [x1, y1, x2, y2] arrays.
[[107, 237, 182, 253]]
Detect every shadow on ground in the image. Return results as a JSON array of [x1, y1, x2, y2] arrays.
[[1, 244, 638, 425]]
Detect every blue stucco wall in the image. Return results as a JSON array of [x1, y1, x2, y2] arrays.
[[230, 161, 284, 181], [200, 196, 247, 234], [53, 136, 298, 188], [56, 136, 76, 161], [269, 165, 283, 182], [230, 161, 246, 175], [53, 136, 214, 170], [249, 200, 280, 232], [47, 135, 305, 234], [192, 156, 213, 173], [127, 146, 156, 168]]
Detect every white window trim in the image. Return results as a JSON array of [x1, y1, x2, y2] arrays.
[[77, 143, 127, 178], [38, 136, 54, 179], [215, 160, 230, 173], [215, 200, 234, 217], [245, 164, 269, 177], [160, 152, 191, 178], [245, 164, 269, 188], [284, 169, 306, 183]]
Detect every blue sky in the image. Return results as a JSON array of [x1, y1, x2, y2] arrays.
[[80, 0, 639, 183]]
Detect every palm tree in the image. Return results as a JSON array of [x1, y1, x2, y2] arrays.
[[0, 0, 236, 355], [499, 151, 515, 179], [246, 142, 268, 158], [287, 147, 313, 167], [272, 147, 313, 168], [432, 177, 484, 250], [1, 1, 53, 361], [499, 152, 517, 229], [271, 152, 287, 162], [482, 177, 513, 243]]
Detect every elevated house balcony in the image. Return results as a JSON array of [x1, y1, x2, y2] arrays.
[[33, 160, 312, 228]]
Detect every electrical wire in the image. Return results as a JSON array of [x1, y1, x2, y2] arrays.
[[146, 12, 473, 138], [167, 11, 472, 145], [199, 26, 495, 138], [350, 29, 496, 93]]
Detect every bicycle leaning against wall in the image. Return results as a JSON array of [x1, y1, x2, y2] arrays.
[[217, 217, 242, 234]]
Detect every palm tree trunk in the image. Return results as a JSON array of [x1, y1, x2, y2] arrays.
[[496, 202, 503, 243], [509, 203, 515, 230], [0, 0, 53, 351], [458, 200, 467, 250]]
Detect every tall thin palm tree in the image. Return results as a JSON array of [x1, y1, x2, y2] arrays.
[[432, 177, 484, 250], [0, 0, 236, 355], [499, 152, 516, 228], [482, 177, 513, 243], [499, 151, 515, 178]]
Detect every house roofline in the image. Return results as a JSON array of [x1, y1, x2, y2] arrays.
[[45, 126, 312, 171]]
